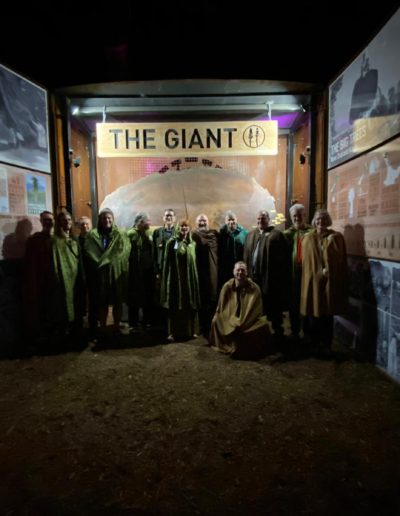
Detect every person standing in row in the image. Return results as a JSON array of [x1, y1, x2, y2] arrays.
[[218, 211, 248, 289], [161, 220, 200, 342], [77, 216, 92, 247], [153, 209, 176, 278], [192, 213, 219, 338], [283, 204, 312, 338], [127, 212, 154, 331], [243, 210, 290, 339], [300, 209, 348, 356], [83, 208, 130, 339], [153, 208, 177, 326], [23, 210, 54, 342], [77, 215, 96, 338], [51, 211, 85, 344]]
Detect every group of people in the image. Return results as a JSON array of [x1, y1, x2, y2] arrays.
[[22, 203, 348, 358]]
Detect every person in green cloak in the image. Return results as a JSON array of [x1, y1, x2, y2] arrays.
[[51, 210, 85, 344], [160, 219, 201, 342], [83, 208, 130, 340]]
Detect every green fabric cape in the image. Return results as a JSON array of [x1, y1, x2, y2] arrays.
[[83, 226, 130, 306], [160, 233, 200, 310], [52, 235, 84, 322]]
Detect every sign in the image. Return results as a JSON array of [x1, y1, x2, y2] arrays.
[[96, 121, 278, 158], [328, 8, 400, 169], [327, 136, 400, 261]]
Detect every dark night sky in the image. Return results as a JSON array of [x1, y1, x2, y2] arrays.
[[0, 1, 399, 89]]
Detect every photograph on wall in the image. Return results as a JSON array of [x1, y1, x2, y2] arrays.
[[376, 310, 390, 368], [26, 173, 47, 215], [0, 64, 50, 174], [369, 259, 393, 314], [387, 316, 400, 380], [328, 8, 400, 168], [0, 166, 9, 213], [392, 264, 400, 318], [369, 259, 400, 382], [328, 137, 400, 260]]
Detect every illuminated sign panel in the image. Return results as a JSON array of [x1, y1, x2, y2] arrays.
[[96, 121, 278, 157]]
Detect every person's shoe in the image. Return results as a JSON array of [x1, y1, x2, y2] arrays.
[[192, 333, 199, 338], [167, 334, 175, 343]]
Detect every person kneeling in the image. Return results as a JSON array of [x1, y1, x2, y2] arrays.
[[210, 261, 270, 359]]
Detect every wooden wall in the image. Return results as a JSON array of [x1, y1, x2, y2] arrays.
[[70, 126, 92, 222]]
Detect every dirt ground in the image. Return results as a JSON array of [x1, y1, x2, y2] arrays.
[[1, 328, 400, 516]]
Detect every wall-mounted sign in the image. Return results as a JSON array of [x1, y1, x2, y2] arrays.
[[96, 121, 278, 158], [0, 64, 51, 174], [328, 8, 400, 169]]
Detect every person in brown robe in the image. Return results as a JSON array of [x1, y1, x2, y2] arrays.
[[23, 210, 54, 342], [192, 213, 219, 338], [283, 203, 312, 338], [210, 261, 270, 359], [243, 210, 291, 338], [300, 208, 348, 355], [127, 212, 155, 330]]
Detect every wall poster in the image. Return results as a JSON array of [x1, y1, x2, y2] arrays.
[[372, 259, 400, 382], [0, 64, 50, 174], [328, 8, 400, 169], [0, 163, 52, 260], [327, 136, 400, 261]]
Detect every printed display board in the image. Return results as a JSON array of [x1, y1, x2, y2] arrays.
[[0, 163, 52, 259], [327, 136, 400, 261], [0, 64, 50, 174], [328, 8, 400, 168], [372, 259, 400, 382]]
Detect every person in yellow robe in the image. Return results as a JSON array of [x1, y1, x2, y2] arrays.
[[210, 261, 270, 359], [300, 209, 348, 355]]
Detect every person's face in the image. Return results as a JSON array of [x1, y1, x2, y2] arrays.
[[314, 213, 330, 233], [79, 218, 91, 235], [40, 213, 54, 231], [233, 263, 247, 282], [138, 217, 150, 231], [257, 212, 269, 230], [60, 214, 72, 232], [179, 224, 189, 238], [99, 213, 113, 230], [196, 215, 208, 231], [226, 215, 237, 232], [292, 209, 305, 229], [163, 211, 175, 226]]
